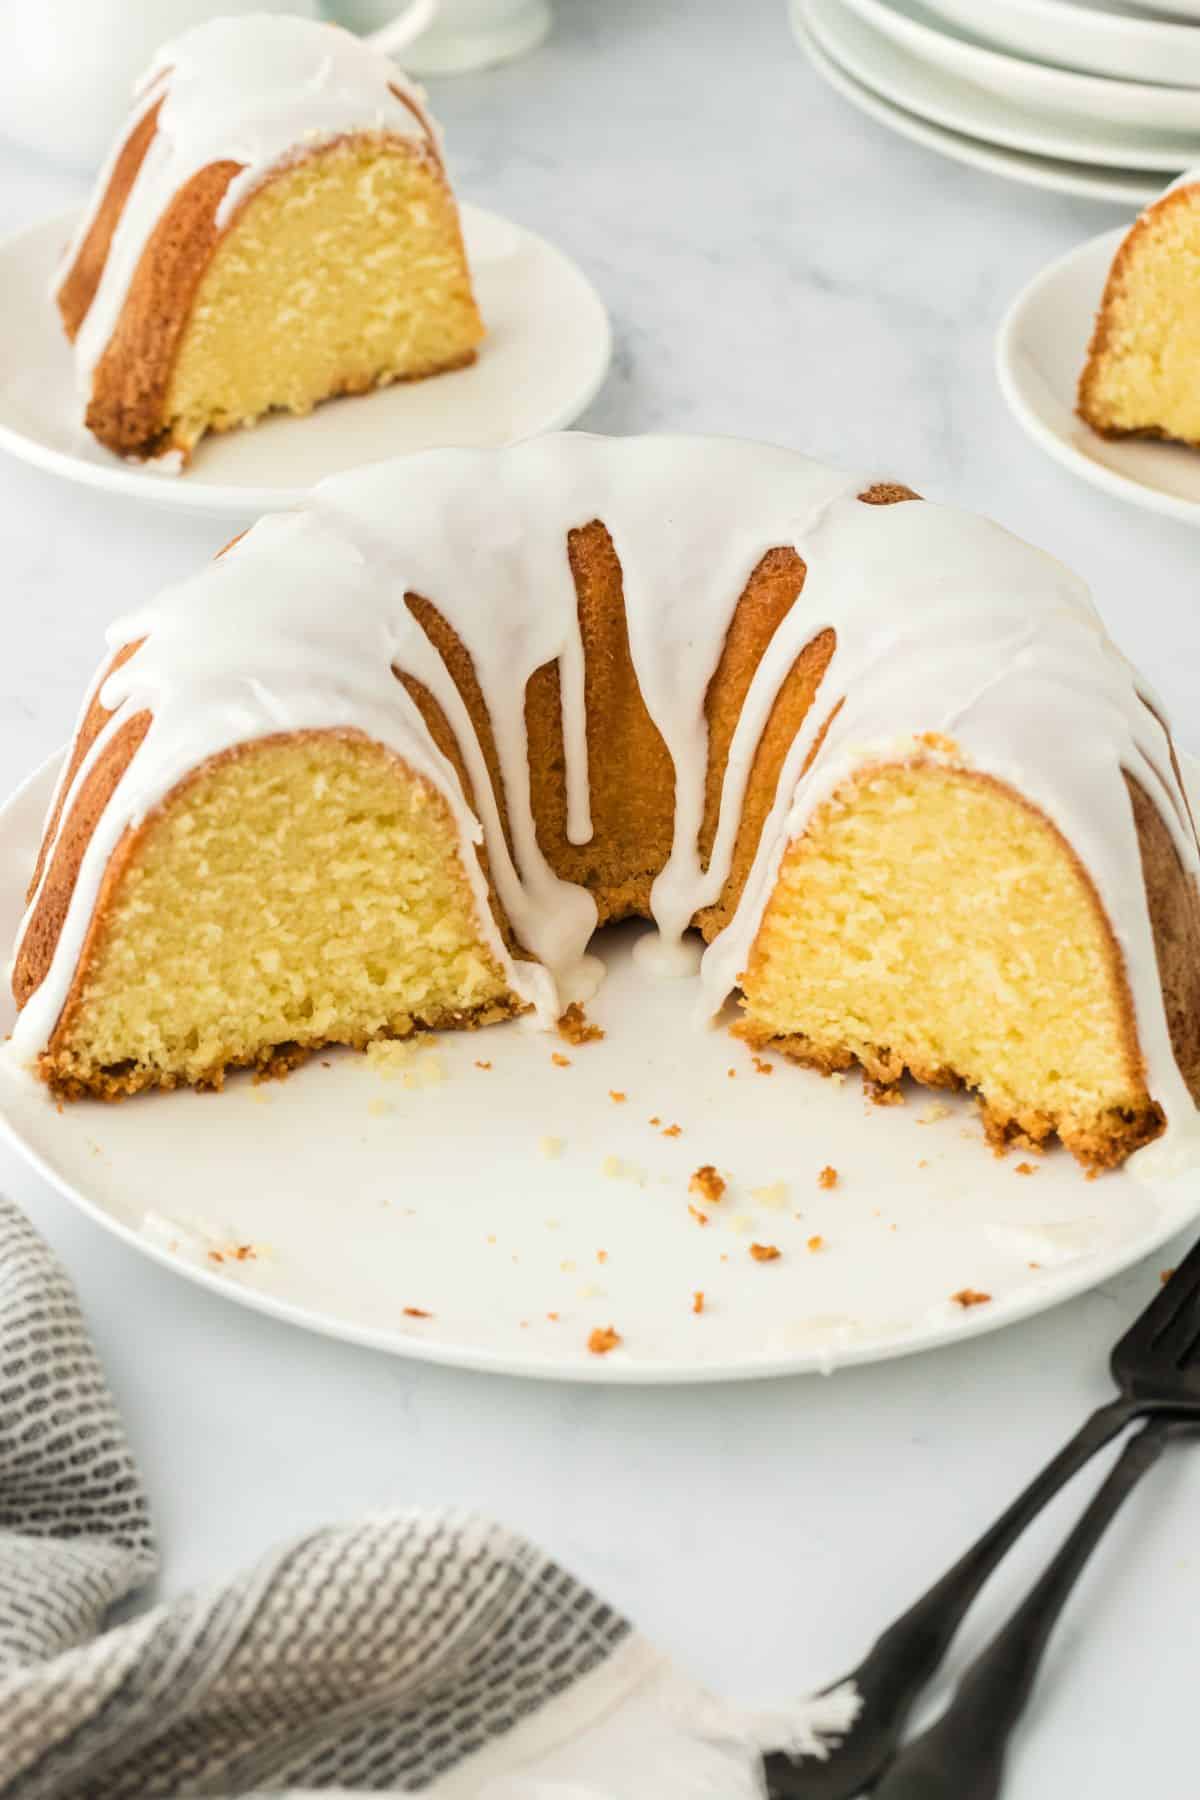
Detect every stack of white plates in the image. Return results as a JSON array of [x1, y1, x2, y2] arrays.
[[791, 0, 1200, 204]]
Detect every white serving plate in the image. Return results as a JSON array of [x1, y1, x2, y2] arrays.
[[919, 0, 1200, 88], [807, 0, 1198, 171], [997, 224, 1200, 525], [3, 751, 1198, 1384], [834, 0, 1200, 137], [794, 13, 1165, 205], [0, 205, 612, 518]]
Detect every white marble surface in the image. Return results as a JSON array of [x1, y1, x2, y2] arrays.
[[1, 1, 1198, 1792]]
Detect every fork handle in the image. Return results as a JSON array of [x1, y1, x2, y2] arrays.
[[764, 1399, 1135, 1800], [873, 1417, 1173, 1800]]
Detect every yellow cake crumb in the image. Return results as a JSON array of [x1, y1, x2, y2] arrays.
[[557, 1002, 604, 1046], [689, 1164, 726, 1204], [951, 1288, 991, 1309]]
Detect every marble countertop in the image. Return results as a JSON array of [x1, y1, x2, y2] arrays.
[[1, 1, 1197, 1791]]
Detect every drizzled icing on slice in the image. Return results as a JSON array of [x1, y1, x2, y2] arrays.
[[11, 433, 1200, 1165], [59, 13, 438, 394]]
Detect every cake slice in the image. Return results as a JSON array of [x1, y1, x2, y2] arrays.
[[737, 756, 1198, 1169], [1079, 175, 1200, 448], [56, 15, 484, 465]]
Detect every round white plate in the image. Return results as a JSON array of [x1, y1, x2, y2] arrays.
[[0, 206, 612, 518], [1127, 0, 1200, 18], [919, 0, 1200, 88], [807, 0, 1199, 171], [794, 14, 1166, 205], [3, 751, 1198, 1384], [998, 225, 1200, 525], [834, 0, 1200, 138]]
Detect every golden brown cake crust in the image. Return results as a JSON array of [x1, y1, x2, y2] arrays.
[[66, 125, 459, 461], [13, 645, 149, 1015], [57, 98, 164, 341], [1078, 181, 1200, 445]]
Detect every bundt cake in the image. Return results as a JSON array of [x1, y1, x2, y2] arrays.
[[1079, 172, 1200, 448], [56, 14, 484, 466], [10, 434, 1200, 1172]]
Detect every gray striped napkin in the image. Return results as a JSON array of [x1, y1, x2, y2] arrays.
[[0, 1195, 856, 1797]]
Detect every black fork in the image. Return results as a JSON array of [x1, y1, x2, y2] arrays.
[[764, 1234, 1200, 1800]]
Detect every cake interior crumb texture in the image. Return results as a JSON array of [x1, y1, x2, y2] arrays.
[[160, 138, 483, 457], [1079, 184, 1200, 447], [739, 761, 1163, 1168], [44, 733, 513, 1098]]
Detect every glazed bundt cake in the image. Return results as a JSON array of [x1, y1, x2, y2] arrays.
[[1079, 172, 1200, 448], [10, 435, 1200, 1172], [56, 14, 484, 465]]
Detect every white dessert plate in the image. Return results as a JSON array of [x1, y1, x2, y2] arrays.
[[0, 206, 612, 518], [833, 0, 1200, 138], [2, 750, 1198, 1385], [806, 0, 1199, 171], [794, 14, 1166, 205], [919, 0, 1200, 87], [998, 225, 1200, 525]]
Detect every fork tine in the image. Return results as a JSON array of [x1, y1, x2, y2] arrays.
[[1150, 1277, 1200, 1359], [1113, 1235, 1200, 1363]]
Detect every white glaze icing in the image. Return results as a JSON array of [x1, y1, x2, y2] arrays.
[[58, 13, 438, 396], [11, 433, 1200, 1165]]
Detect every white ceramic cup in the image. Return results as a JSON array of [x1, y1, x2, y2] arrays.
[[338, 0, 553, 74], [0, 0, 436, 173]]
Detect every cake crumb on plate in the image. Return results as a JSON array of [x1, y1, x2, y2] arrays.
[[557, 1002, 604, 1046], [689, 1164, 726, 1203], [951, 1288, 991, 1309], [588, 1325, 621, 1355], [750, 1242, 781, 1263], [818, 1165, 838, 1189]]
